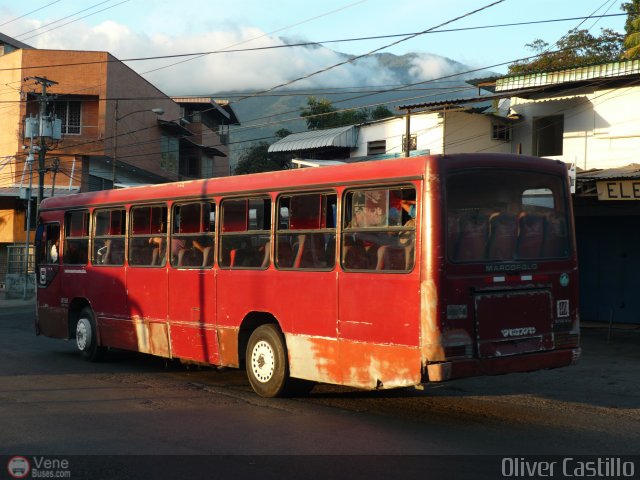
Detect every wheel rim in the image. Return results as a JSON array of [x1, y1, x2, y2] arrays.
[[76, 317, 92, 352], [251, 340, 275, 383]]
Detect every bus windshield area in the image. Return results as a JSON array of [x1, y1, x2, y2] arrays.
[[446, 169, 570, 263]]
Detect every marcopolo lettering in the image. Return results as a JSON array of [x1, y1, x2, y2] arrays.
[[485, 263, 538, 273]]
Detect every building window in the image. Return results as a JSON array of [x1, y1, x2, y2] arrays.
[[88, 175, 114, 191], [401, 134, 417, 152], [179, 154, 199, 177], [160, 134, 179, 174], [367, 140, 386, 156], [53, 101, 81, 135], [533, 115, 564, 157], [202, 156, 214, 178], [218, 125, 229, 145], [492, 123, 511, 141]]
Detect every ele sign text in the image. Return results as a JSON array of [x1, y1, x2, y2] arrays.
[[597, 180, 640, 200]]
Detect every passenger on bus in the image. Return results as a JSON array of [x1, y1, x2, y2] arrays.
[[193, 236, 214, 267], [171, 238, 187, 265], [149, 236, 165, 265], [49, 239, 59, 263]]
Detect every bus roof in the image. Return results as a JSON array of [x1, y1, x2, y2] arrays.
[[39, 153, 566, 211]]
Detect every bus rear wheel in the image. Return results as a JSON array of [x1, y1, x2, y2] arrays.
[[76, 307, 104, 362], [246, 324, 289, 398]]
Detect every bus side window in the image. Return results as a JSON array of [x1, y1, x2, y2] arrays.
[[171, 201, 216, 268], [129, 205, 167, 267], [93, 208, 126, 266], [63, 210, 89, 265], [341, 186, 416, 272], [219, 197, 271, 269], [36, 223, 61, 265], [275, 192, 336, 270]]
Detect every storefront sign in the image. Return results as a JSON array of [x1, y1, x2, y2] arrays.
[[597, 180, 640, 200]]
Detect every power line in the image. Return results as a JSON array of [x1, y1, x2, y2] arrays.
[[19, 1, 130, 42], [0, 12, 632, 73], [3, 2, 633, 177], [138, 0, 371, 76], [0, 0, 63, 28]]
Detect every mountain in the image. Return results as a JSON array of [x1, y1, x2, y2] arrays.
[[223, 50, 496, 167]]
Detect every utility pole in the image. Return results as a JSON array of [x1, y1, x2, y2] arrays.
[[27, 76, 58, 210], [50, 157, 60, 197], [404, 109, 411, 158]]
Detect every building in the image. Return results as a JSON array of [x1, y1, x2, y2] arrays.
[[171, 97, 240, 179], [271, 59, 640, 323], [0, 35, 238, 294]]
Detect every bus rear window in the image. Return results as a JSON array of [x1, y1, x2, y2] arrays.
[[446, 170, 570, 262]]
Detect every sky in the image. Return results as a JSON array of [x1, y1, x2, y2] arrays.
[[0, 0, 631, 96]]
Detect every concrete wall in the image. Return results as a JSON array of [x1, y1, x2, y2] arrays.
[[0, 50, 25, 189], [510, 86, 640, 170], [354, 110, 511, 158]]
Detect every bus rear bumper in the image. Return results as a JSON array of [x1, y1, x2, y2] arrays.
[[425, 347, 581, 382]]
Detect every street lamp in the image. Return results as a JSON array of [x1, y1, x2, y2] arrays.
[[112, 100, 164, 188]]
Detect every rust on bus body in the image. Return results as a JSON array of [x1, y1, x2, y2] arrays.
[[217, 326, 240, 367], [132, 318, 171, 358], [286, 334, 421, 389], [420, 278, 444, 361]]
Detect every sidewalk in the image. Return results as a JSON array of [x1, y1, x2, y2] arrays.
[[0, 292, 36, 308]]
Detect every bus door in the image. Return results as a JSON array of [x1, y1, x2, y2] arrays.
[[337, 186, 422, 389], [271, 192, 339, 383], [167, 201, 218, 364], [124, 205, 170, 357], [35, 222, 65, 338], [90, 208, 128, 322]]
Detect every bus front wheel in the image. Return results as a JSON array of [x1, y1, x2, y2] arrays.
[[76, 307, 104, 362], [246, 324, 289, 398]]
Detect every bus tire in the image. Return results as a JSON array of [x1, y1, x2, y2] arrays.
[[246, 324, 289, 398], [76, 307, 104, 362]]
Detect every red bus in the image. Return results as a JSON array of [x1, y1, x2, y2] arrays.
[[35, 154, 580, 397]]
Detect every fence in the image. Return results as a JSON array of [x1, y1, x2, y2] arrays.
[[5, 244, 35, 299]]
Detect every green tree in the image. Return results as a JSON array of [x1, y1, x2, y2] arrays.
[[508, 28, 624, 74], [233, 141, 290, 175], [622, 0, 640, 58], [275, 128, 292, 139], [300, 97, 341, 130], [300, 96, 392, 130], [370, 105, 394, 120]]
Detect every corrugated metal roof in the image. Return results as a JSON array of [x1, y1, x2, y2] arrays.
[[577, 164, 640, 181], [496, 60, 640, 92], [268, 126, 358, 152], [292, 159, 347, 168]]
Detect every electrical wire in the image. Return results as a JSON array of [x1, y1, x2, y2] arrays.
[[0, 12, 632, 72], [0, 0, 63, 28]]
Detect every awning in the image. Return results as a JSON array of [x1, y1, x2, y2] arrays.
[[268, 125, 358, 153], [291, 159, 347, 168], [158, 119, 193, 136], [181, 137, 227, 157]]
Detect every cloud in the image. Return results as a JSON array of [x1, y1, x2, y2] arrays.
[[11, 18, 468, 95]]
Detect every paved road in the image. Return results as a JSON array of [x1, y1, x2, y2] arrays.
[[1, 304, 639, 478]]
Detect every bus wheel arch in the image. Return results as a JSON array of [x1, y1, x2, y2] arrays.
[[239, 312, 288, 398], [68, 299, 104, 362]]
